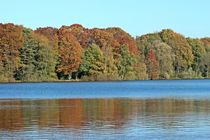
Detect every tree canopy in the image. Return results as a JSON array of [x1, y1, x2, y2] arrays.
[[0, 23, 209, 82]]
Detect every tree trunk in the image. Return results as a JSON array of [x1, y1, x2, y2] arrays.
[[68, 73, 72, 80]]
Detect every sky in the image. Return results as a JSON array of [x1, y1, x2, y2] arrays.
[[0, 0, 209, 38]]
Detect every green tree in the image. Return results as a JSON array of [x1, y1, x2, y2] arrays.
[[136, 33, 173, 79], [200, 52, 210, 78], [16, 29, 58, 82], [102, 45, 119, 80], [79, 43, 105, 80], [187, 38, 206, 77], [133, 56, 148, 80], [200, 38, 210, 77], [0, 63, 7, 82], [117, 45, 136, 80], [160, 29, 194, 77], [136, 32, 162, 59], [152, 42, 174, 79]]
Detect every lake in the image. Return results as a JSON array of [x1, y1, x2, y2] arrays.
[[0, 80, 210, 139]]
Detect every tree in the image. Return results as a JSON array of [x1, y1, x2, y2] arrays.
[[152, 42, 174, 79], [79, 43, 105, 80], [117, 45, 136, 80], [200, 52, 210, 78], [187, 38, 206, 77], [201, 38, 210, 52], [0, 23, 24, 82], [57, 24, 89, 48], [146, 49, 159, 80], [136, 33, 173, 79], [160, 29, 194, 77], [35, 27, 59, 49], [101, 45, 119, 80], [200, 38, 210, 77], [16, 28, 58, 81], [57, 27, 82, 80], [61, 24, 85, 42], [0, 62, 7, 82], [136, 32, 162, 59], [1, 23, 210, 82], [132, 56, 148, 80], [106, 27, 139, 55]]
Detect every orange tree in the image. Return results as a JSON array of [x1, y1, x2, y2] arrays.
[[57, 26, 82, 80]]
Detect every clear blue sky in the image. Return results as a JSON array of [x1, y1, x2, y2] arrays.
[[0, 0, 209, 38]]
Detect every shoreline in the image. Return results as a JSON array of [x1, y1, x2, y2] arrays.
[[0, 78, 209, 84]]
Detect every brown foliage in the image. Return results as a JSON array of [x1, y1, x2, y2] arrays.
[[0, 23, 23, 61], [0, 23, 24, 81], [35, 27, 59, 48], [106, 27, 139, 55], [57, 26, 82, 75], [201, 38, 210, 52]]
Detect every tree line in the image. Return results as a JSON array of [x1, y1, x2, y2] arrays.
[[0, 23, 209, 82]]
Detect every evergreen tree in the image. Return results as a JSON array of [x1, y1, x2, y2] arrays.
[[80, 43, 105, 80], [16, 29, 58, 81], [117, 45, 136, 80]]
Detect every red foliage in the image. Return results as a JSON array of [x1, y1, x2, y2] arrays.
[[106, 27, 139, 55], [146, 49, 159, 80], [89, 28, 119, 48], [57, 25, 139, 58], [201, 38, 210, 47]]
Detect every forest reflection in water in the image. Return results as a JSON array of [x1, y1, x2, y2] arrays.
[[0, 98, 210, 134]]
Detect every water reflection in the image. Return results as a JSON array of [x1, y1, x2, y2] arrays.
[[0, 99, 210, 139]]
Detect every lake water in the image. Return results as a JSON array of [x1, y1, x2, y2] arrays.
[[0, 80, 210, 139]]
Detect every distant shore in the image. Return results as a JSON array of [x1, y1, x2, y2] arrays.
[[0, 78, 209, 84]]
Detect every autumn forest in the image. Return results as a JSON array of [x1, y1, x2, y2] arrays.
[[0, 23, 210, 82]]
